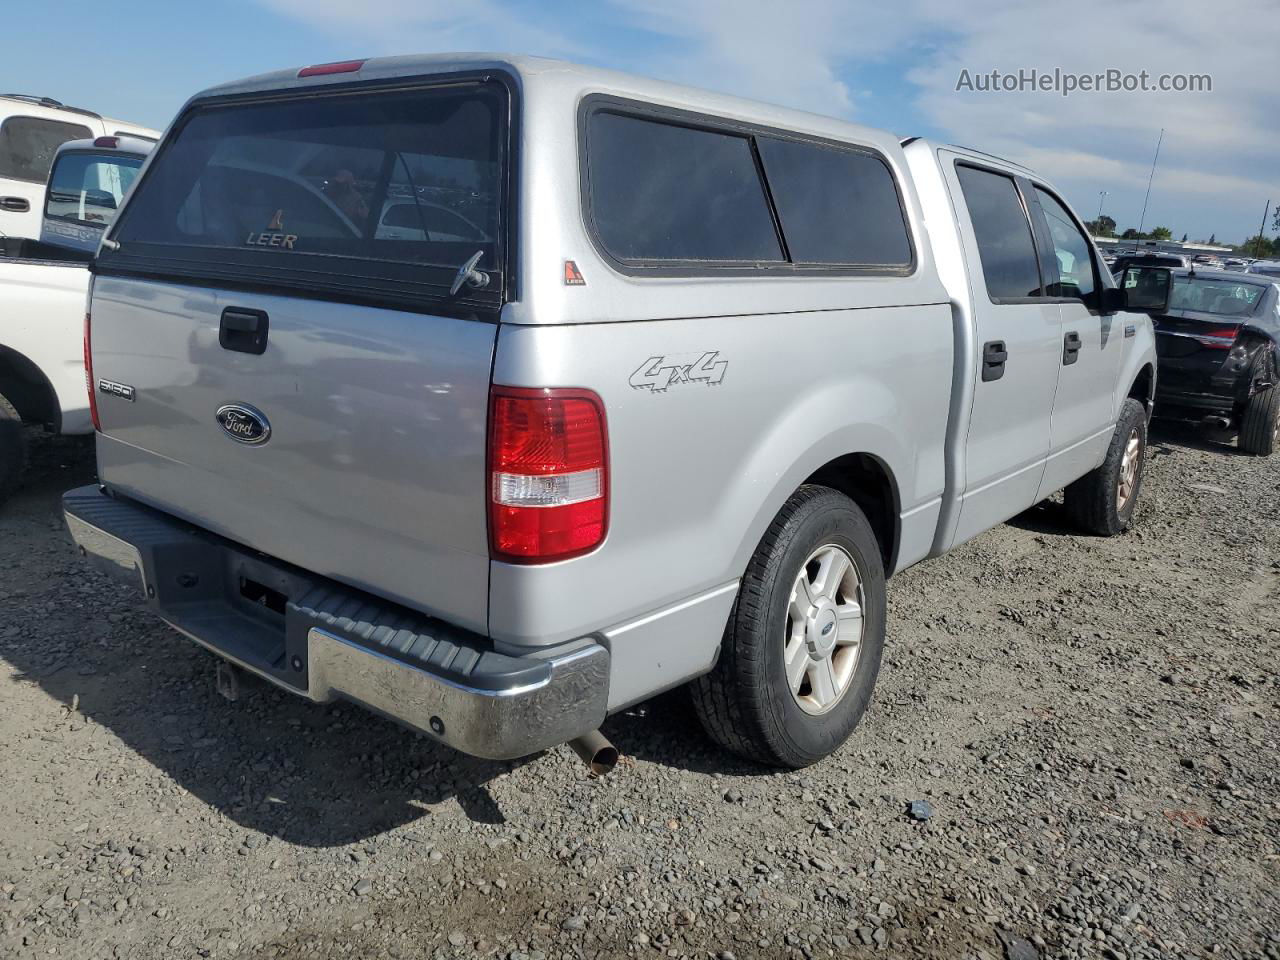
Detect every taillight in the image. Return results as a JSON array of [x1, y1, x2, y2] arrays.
[[84, 312, 100, 432], [1196, 327, 1240, 349], [297, 59, 366, 78], [488, 386, 608, 563], [92, 136, 119, 148]]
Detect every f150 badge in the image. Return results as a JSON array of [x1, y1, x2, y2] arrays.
[[97, 379, 135, 402], [629, 351, 728, 393], [215, 404, 272, 445]]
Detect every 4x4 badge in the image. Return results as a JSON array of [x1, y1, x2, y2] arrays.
[[629, 352, 728, 393]]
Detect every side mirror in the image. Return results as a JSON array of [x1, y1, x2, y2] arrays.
[[1103, 266, 1171, 313]]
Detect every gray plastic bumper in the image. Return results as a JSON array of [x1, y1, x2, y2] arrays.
[[63, 485, 609, 760]]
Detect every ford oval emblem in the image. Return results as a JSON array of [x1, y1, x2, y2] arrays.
[[215, 403, 271, 445]]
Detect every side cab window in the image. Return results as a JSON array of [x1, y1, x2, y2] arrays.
[[1030, 186, 1101, 308], [954, 163, 1044, 301]]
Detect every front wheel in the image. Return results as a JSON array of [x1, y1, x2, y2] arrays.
[[691, 485, 886, 768], [1063, 397, 1148, 536], [0, 391, 27, 508]]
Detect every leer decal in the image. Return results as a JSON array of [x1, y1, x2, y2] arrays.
[[245, 208, 298, 250]]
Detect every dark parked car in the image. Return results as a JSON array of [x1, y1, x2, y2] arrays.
[[1112, 252, 1191, 278], [1146, 269, 1280, 454]]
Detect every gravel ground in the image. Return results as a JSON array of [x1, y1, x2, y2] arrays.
[[1, 424, 1277, 960]]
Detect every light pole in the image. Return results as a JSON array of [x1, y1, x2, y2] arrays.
[[1096, 191, 1109, 233]]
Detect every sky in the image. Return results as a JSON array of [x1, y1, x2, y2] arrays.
[[8, 0, 1277, 244]]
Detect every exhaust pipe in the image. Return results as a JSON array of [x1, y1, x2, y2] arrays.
[[1204, 415, 1231, 430], [568, 730, 618, 776]]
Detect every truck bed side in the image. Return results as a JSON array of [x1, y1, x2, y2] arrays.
[[0, 253, 91, 433]]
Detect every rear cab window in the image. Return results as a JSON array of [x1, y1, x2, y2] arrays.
[[99, 76, 511, 315], [0, 116, 94, 182], [580, 98, 914, 276], [45, 151, 144, 227]]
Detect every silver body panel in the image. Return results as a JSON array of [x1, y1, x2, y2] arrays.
[[91, 277, 496, 633], [79, 55, 1157, 756]]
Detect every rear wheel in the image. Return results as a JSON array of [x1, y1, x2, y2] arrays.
[[1063, 397, 1148, 536], [691, 485, 886, 768], [1239, 355, 1279, 456], [0, 391, 28, 507]]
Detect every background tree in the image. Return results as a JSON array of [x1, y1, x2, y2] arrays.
[[1237, 235, 1279, 257], [1149, 226, 1173, 241], [1208, 234, 1216, 245], [1120, 228, 1141, 240], [1086, 215, 1116, 237], [1180, 233, 1188, 242]]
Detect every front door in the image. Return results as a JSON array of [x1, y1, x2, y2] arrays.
[[1029, 185, 1124, 499]]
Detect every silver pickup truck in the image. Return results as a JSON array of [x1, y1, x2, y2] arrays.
[[64, 55, 1170, 769]]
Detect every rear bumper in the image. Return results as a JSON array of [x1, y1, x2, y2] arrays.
[[63, 485, 609, 760]]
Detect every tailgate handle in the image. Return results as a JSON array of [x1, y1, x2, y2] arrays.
[[219, 307, 269, 356], [0, 196, 30, 212]]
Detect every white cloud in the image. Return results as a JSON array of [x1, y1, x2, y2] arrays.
[[257, 0, 1280, 240]]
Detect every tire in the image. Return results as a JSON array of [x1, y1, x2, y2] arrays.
[[1239, 355, 1279, 456], [0, 391, 28, 507], [1063, 397, 1148, 536], [691, 485, 886, 768]]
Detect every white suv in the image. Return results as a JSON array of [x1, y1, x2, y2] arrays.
[[0, 94, 158, 240]]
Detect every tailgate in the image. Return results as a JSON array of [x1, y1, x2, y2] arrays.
[[91, 278, 497, 631], [88, 74, 513, 633]]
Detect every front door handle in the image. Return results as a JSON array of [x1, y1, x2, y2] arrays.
[[219, 307, 269, 355], [0, 196, 30, 212], [1063, 331, 1082, 365], [981, 340, 1008, 382]]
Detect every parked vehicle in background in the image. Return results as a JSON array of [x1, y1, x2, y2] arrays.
[[1223, 258, 1249, 272], [0, 94, 157, 241], [1147, 268, 1280, 454], [1111, 252, 1191, 277], [65, 54, 1167, 769], [0, 137, 155, 502], [40, 135, 153, 253], [1246, 259, 1280, 279]]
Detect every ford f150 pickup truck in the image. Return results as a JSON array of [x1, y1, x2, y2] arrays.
[[0, 135, 154, 503], [64, 55, 1170, 769]]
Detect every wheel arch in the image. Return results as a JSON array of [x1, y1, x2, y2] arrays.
[[803, 453, 901, 573], [0, 345, 61, 431], [1127, 361, 1156, 417], [730, 436, 906, 589]]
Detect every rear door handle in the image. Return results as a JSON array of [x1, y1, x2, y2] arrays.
[[219, 307, 269, 356], [981, 340, 1008, 382], [0, 196, 30, 212], [1063, 331, 1082, 365]]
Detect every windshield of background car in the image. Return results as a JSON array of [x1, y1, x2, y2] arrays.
[[1167, 275, 1264, 317], [106, 80, 508, 304], [44, 152, 144, 226]]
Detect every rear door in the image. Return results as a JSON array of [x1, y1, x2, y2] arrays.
[[90, 77, 512, 633], [947, 160, 1061, 545], [1028, 185, 1124, 498]]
